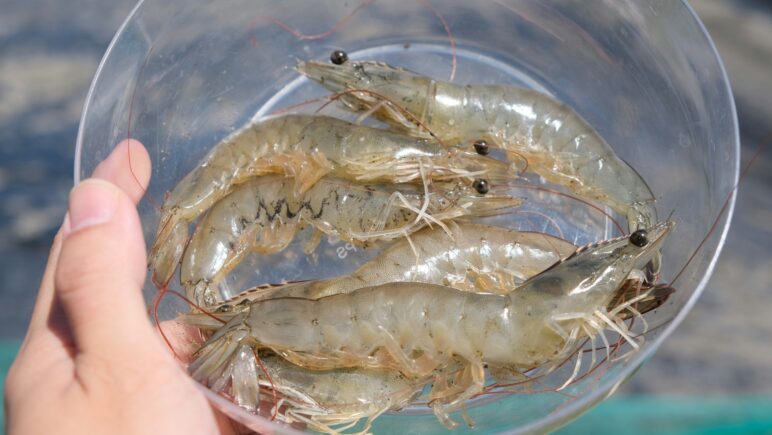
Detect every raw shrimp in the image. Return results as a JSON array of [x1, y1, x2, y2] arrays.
[[212, 222, 577, 308], [181, 177, 522, 305], [297, 60, 658, 238], [200, 348, 429, 435], [188, 220, 674, 427], [150, 113, 513, 286]]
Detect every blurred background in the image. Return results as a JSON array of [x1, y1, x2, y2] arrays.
[[0, 0, 769, 433]]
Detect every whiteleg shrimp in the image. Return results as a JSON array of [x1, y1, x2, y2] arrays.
[[181, 177, 522, 306], [187, 220, 674, 427], [150, 113, 513, 286], [212, 222, 578, 306], [204, 348, 429, 435], [297, 60, 658, 241]]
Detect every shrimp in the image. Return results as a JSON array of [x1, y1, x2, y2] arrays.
[[203, 348, 428, 435], [213, 222, 577, 308], [187, 220, 674, 427], [181, 177, 522, 305], [297, 60, 658, 248], [150, 113, 513, 286]]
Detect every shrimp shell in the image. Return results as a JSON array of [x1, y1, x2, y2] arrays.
[[189, 221, 674, 426], [202, 347, 427, 435], [150, 113, 513, 286], [181, 177, 522, 305], [213, 223, 577, 307], [298, 61, 658, 240]]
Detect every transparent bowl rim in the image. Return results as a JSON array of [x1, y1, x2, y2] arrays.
[[74, 1, 741, 433]]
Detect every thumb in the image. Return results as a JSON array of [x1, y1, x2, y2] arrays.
[[55, 179, 156, 358]]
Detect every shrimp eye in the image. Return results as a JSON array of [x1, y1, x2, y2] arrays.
[[473, 178, 489, 195], [330, 50, 348, 65], [629, 229, 649, 247], [473, 140, 490, 155]]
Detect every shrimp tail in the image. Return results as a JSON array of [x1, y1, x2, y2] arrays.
[[188, 318, 258, 409], [265, 150, 334, 195], [149, 221, 189, 286], [192, 341, 262, 412]]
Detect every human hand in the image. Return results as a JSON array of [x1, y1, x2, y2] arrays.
[[4, 141, 245, 435]]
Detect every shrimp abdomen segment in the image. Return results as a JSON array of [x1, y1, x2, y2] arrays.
[[246, 283, 556, 376], [180, 176, 298, 298]]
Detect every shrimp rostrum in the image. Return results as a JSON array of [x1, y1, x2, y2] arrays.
[[187, 220, 674, 427], [181, 176, 522, 306], [150, 113, 514, 286]]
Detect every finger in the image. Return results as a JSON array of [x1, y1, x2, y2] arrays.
[[92, 139, 152, 204], [26, 140, 151, 335], [55, 179, 156, 358]]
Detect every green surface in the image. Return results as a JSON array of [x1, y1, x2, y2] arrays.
[[0, 341, 771, 434], [1, 341, 21, 434], [556, 396, 772, 435]]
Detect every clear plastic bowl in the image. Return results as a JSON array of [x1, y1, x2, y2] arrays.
[[75, 1, 739, 433]]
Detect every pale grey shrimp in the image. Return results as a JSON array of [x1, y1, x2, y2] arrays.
[[297, 60, 658, 239], [185, 224, 574, 432], [214, 222, 577, 307], [201, 348, 428, 435], [187, 220, 674, 427], [181, 176, 522, 305], [150, 113, 513, 286]]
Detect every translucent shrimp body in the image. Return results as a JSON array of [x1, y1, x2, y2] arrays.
[[185, 225, 571, 432], [298, 61, 658, 235], [215, 223, 577, 307], [200, 348, 426, 435], [181, 177, 522, 305], [150, 113, 512, 286], [189, 221, 674, 426]]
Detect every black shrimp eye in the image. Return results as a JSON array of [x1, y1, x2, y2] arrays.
[[330, 50, 348, 65], [629, 229, 649, 247], [473, 178, 489, 195], [473, 139, 490, 156]]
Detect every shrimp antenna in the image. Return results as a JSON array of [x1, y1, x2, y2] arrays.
[[151, 283, 227, 364], [125, 46, 162, 212], [501, 183, 626, 234], [252, 0, 374, 41], [669, 141, 764, 287]]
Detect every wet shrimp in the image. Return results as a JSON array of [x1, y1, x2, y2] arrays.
[[150, 113, 513, 286], [183, 224, 574, 432], [212, 222, 577, 307], [181, 177, 522, 306], [187, 220, 674, 427], [297, 60, 660, 272], [203, 349, 428, 435]]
